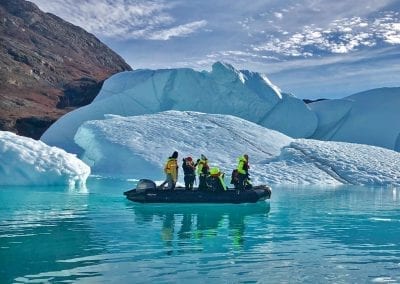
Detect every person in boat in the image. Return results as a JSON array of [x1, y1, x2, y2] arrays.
[[209, 167, 227, 191], [196, 154, 210, 190], [182, 156, 196, 190], [236, 154, 251, 190], [231, 169, 252, 189], [230, 169, 239, 189], [159, 151, 179, 190]]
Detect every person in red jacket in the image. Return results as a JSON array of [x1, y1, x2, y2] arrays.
[[182, 156, 196, 190]]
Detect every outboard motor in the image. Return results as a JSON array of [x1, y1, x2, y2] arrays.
[[136, 179, 156, 193]]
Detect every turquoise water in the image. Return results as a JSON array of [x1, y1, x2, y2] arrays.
[[1, 178, 400, 283]]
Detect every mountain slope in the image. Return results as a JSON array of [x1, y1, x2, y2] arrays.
[[0, 0, 132, 138]]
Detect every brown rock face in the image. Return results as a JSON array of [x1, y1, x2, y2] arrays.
[[0, 0, 132, 139]]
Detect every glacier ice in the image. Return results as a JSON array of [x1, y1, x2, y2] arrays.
[[0, 131, 90, 188]]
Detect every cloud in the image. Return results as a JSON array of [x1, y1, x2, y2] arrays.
[[30, 0, 207, 40], [147, 20, 208, 40], [381, 22, 400, 44], [251, 12, 400, 57]]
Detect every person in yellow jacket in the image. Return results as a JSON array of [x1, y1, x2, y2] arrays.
[[236, 154, 250, 190], [159, 151, 179, 190]]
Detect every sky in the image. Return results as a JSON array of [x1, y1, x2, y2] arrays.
[[30, 0, 400, 99]]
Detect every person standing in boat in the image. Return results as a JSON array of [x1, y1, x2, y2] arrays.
[[196, 154, 210, 190], [159, 151, 179, 190], [236, 154, 251, 190], [182, 156, 196, 190]]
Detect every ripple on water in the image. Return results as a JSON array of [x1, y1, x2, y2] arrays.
[[1, 183, 400, 283]]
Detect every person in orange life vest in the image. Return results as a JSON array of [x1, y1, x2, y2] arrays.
[[196, 154, 209, 190], [182, 156, 196, 190], [236, 154, 250, 190], [159, 151, 179, 190]]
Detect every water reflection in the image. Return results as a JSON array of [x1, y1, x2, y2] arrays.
[[127, 202, 271, 252]]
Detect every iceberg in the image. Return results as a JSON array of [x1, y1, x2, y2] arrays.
[[0, 131, 90, 188], [74, 111, 292, 180], [310, 87, 400, 151], [42, 62, 317, 153], [41, 61, 400, 153], [264, 139, 400, 186], [74, 111, 400, 187]]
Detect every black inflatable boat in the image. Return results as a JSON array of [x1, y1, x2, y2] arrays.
[[124, 179, 271, 204]]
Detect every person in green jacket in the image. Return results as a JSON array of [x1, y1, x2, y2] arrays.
[[196, 154, 209, 190], [236, 154, 250, 190], [209, 167, 227, 191]]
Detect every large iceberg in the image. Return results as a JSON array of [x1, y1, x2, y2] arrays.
[[74, 111, 292, 180], [310, 87, 400, 151], [41, 62, 399, 154], [42, 62, 317, 153], [0, 131, 90, 188], [74, 111, 400, 186]]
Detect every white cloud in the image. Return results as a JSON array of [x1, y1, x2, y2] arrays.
[[147, 20, 207, 40], [30, 0, 207, 40], [251, 12, 400, 57], [381, 22, 400, 44]]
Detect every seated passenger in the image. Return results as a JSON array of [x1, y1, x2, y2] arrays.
[[209, 167, 227, 191]]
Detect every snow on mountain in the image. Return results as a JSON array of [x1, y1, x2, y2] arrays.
[[74, 111, 400, 187], [310, 87, 400, 151], [42, 62, 317, 153], [0, 131, 90, 188]]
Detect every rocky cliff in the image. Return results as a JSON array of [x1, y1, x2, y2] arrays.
[[0, 0, 132, 138]]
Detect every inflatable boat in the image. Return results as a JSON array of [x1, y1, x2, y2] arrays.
[[124, 179, 271, 204]]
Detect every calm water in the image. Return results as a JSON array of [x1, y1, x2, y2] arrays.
[[1, 178, 400, 283]]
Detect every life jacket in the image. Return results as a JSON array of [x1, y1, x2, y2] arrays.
[[209, 167, 227, 191], [237, 156, 249, 175], [209, 167, 220, 176], [197, 159, 209, 175], [164, 158, 178, 180]]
